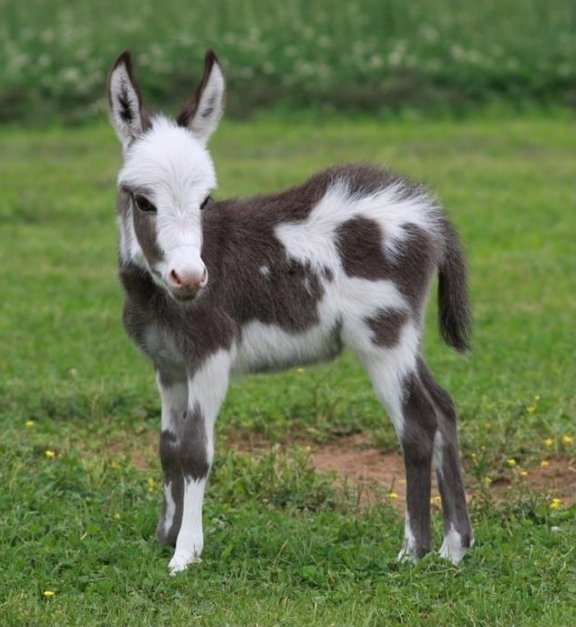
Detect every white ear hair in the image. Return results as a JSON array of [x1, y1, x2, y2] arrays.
[[108, 51, 146, 149], [177, 50, 225, 144]]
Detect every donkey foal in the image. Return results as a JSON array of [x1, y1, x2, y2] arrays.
[[108, 50, 473, 574]]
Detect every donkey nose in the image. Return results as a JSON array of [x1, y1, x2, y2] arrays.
[[168, 267, 208, 290]]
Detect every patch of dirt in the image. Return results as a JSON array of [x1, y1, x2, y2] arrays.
[[487, 457, 576, 506], [309, 434, 576, 510], [311, 433, 435, 510], [96, 428, 576, 510]]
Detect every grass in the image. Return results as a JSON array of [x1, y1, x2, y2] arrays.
[[0, 111, 575, 624], [0, 0, 574, 122]]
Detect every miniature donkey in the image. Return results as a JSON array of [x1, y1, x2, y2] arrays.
[[107, 50, 473, 574]]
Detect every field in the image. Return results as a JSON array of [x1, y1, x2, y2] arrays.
[[0, 111, 574, 625], [0, 0, 574, 122]]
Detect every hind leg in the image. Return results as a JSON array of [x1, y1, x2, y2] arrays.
[[356, 343, 437, 562], [418, 359, 473, 564]]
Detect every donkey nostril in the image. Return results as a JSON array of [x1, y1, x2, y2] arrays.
[[170, 269, 182, 286]]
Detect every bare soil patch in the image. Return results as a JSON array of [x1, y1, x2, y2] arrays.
[[310, 434, 576, 509], [99, 429, 576, 510]]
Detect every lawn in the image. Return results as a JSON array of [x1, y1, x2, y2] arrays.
[[0, 111, 574, 625]]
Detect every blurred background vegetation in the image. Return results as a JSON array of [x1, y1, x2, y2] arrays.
[[0, 0, 574, 124]]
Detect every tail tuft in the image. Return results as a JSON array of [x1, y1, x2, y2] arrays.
[[438, 220, 471, 353]]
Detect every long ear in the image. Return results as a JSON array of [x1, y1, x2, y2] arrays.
[[107, 51, 147, 149], [177, 50, 225, 144]]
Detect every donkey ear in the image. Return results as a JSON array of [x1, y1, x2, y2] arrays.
[[107, 51, 146, 149], [177, 50, 225, 144]]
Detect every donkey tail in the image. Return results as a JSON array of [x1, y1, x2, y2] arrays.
[[437, 220, 472, 353]]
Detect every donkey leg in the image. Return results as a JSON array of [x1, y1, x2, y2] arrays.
[[156, 371, 188, 547], [360, 352, 437, 562], [169, 350, 231, 574], [418, 359, 473, 564], [395, 370, 437, 561]]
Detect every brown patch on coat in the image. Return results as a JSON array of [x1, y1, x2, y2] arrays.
[[365, 309, 408, 347], [180, 402, 210, 480], [336, 217, 440, 314], [158, 429, 183, 546]]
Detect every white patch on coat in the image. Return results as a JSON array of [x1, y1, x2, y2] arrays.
[[259, 265, 271, 277], [275, 179, 440, 273], [187, 349, 233, 442], [353, 322, 419, 439]]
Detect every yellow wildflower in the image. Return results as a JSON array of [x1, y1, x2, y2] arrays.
[[519, 470, 528, 477], [543, 438, 554, 448], [561, 435, 573, 445], [44, 450, 56, 459], [25, 420, 35, 428], [43, 590, 56, 598], [549, 498, 563, 510], [506, 458, 517, 468], [540, 460, 550, 468], [387, 491, 399, 500], [147, 477, 157, 492], [430, 495, 442, 505], [296, 367, 305, 374]]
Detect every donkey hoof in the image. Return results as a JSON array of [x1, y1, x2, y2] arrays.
[[168, 553, 202, 575], [439, 527, 473, 565]]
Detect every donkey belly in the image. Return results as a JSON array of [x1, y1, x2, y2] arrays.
[[232, 319, 342, 375]]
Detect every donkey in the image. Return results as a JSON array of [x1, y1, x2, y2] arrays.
[[107, 50, 473, 574]]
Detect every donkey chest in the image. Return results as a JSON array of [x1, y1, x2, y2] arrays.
[[141, 324, 186, 370]]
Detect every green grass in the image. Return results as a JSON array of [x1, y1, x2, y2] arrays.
[[1, 112, 575, 624], [0, 0, 574, 122]]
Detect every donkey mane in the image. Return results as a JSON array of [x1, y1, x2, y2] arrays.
[[108, 50, 473, 574]]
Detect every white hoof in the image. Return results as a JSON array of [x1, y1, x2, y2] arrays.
[[397, 544, 419, 564], [168, 553, 202, 575], [439, 526, 472, 565]]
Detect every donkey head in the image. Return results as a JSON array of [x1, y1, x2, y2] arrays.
[[108, 50, 225, 301]]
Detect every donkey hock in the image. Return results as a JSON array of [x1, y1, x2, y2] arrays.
[[108, 50, 473, 574]]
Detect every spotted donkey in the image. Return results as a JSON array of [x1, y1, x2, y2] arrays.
[[107, 50, 473, 574]]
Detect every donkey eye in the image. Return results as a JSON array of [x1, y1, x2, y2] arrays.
[[133, 194, 156, 213], [200, 195, 212, 210]]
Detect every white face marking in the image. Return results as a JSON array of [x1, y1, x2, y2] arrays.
[[118, 116, 217, 293]]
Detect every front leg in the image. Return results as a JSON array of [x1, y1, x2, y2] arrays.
[[156, 371, 188, 547], [168, 350, 232, 574]]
